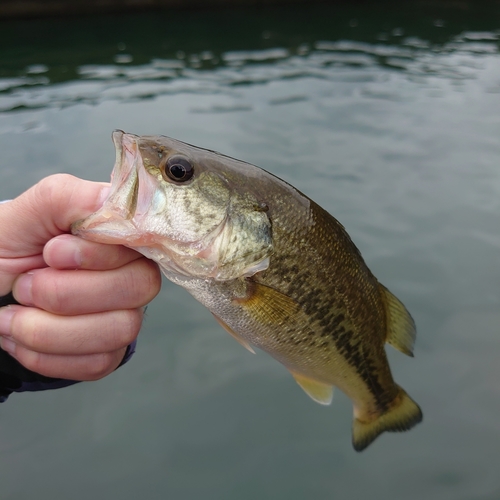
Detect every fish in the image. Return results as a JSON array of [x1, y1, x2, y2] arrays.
[[72, 130, 422, 451]]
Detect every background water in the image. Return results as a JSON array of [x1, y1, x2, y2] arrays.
[[1, 1, 500, 498]]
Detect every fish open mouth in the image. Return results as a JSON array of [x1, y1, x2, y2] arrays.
[[72, 130, 272, 281], [71, 130, 233, 279], [71, 130, 157, 246]]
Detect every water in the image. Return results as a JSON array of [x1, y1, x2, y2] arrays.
[[1, 2, 500, 498]]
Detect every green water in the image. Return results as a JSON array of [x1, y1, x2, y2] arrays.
[[1, 2, 500, 498]]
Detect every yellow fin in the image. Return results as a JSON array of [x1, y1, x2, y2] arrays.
[[236, 282, 333, 404], [352, 386, 423, 452], [291, 372, 334, 406], [238, 280, 303, 325], [379, 284, 416, 357], [212, 313, 256, 354]]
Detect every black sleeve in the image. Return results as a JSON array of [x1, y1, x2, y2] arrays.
[[0, 292, 78, 402]]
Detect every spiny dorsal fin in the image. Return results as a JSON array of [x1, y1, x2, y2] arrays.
[[379, 284, 416, 357], [291, 371, 334, 405], [212, 313, 256, 354]]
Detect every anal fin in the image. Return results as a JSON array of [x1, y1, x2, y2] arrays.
[[291, 371, 334, 406], [212, 313, 256, 354]]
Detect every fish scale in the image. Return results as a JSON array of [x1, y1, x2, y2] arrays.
[[72, 130, 422, 451], [253, 200, 395, 411]]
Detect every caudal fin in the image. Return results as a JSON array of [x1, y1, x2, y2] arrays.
[[352, 387, 422, 452]]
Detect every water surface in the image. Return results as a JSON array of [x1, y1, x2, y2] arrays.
[[1, 2, 500, 499]]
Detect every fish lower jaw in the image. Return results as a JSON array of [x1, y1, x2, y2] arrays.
[[73, 225, 143, 246]]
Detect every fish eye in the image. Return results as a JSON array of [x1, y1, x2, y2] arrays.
[[164, 156, 194, 183]]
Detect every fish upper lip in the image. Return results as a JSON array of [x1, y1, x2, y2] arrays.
[[112, 130, 124, 170], [112, 129, 124, 150], [121, 131, 139, 156], [72, 131, 141, 238], [112, 129, 139, 180]]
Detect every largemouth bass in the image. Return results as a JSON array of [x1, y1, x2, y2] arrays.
[[72, 130, 422, 451]]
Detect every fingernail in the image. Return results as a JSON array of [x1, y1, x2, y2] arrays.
[[0, 305, 15, 336], [0, 337, 16, 356], [46, 236, 82, 268], [14, 274, 34, 306]]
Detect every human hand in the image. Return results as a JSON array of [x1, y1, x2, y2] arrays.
[[0, 174, 161, 381]]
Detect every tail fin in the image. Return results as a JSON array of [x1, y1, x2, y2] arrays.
[[352, 386, 422, 452]]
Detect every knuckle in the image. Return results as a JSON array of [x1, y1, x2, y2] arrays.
[[112, 309, 142, 346], [147, 260, 162, 296], [31, 271, 69, 313], [11, 309, 47, 351], [132, 258, 162, 303], [109, 258, 160, 309], [16, 347, 44, 375], [35, 174, 75, 205], [85, 353, 116, 380], [106, 245, 133, 269]]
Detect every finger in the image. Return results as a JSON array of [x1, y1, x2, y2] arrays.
[[13, 257, 161, 314], [0, 175, 110, 258], [43, 234, 143, 270], [0, 254, 46, 296], [0, 338, 127, 381], [0, 305, 143, 355]]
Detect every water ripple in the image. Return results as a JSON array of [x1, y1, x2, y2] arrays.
[[0, 30, 498, 113]]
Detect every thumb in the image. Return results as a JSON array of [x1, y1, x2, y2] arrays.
[[0, 174, 110, 258]]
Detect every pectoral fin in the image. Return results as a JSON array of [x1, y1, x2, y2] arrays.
[[216, 280, 311, 355], [291, 371, 334, 406], [212, 313, 256, 354], [379, 284, 416, 357], [235, 280, 305, 325]]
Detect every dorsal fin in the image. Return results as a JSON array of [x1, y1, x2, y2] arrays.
[[379, 284, 416, 357]]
